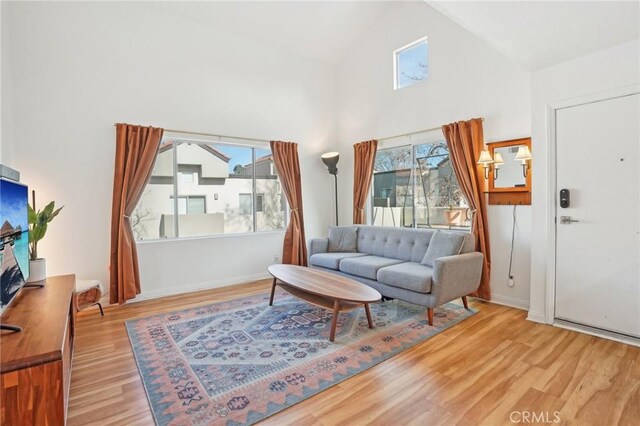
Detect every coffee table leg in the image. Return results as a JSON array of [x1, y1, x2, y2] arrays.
[[329, 299, 340, 342], [269, 278, 277, 306], [364, 303, 374, 329]]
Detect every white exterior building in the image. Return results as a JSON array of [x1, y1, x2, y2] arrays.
[[133, 141, 285, 240]]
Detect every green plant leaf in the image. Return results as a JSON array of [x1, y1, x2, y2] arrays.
[[42, 201, 55, 218], [37, 213, 48, 227], [28, 205, 37, 224], [48, 206, 64, 222], [31, 223, 47, 242]]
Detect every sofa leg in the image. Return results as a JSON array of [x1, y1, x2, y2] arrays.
[[427, 308, 434, 326], [462, 296, 469, 309]]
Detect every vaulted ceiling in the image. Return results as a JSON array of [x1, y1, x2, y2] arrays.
[[146, 1, 394, 65], [428, 1, 640, 70], [148, 1, 640, 70]]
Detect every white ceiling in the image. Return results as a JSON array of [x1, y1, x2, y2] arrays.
[[428, 1, 640, 70], [146, 1, 639, 70], [147, 1, 395, 65]]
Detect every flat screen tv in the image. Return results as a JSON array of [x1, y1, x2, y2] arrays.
[[0, 178, 30, 314]]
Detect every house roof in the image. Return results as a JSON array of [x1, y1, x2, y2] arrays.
[[0, 220, 18, 237], [1, 220, 14, 233], [243, 154, 273, 168], [256, 154, 273, 163], [159, 141, 230, 163]]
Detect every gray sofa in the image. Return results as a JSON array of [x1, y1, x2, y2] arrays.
[[308, 225, 484, 325]]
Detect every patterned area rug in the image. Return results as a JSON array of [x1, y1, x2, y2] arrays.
[[126, 291, 476, 425]]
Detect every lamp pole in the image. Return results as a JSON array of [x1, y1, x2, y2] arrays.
[[321, 152, 340, 226], [333, 173, 338, 226]]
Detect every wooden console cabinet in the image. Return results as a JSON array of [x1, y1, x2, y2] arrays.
[[1, 275, 76, 425]]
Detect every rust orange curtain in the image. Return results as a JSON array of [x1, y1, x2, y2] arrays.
[[353, 140, 378, 224], [270, 141, 308, 266], [110, 124, 163, 304], [442, 118, 491, 300]]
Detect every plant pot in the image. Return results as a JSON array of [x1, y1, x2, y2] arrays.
[[27, 258, 46, 283]]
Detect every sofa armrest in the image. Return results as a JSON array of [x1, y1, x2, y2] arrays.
[[308, 238, 329, 258], [431, 252, 484, 306]]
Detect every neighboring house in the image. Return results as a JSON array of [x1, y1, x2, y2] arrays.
[[133, 142, 285, 240], [373, 169, 412, 208], [372, 157, 468, 228], [236, 154, 277, 177]]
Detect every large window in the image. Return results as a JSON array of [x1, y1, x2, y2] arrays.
[[372, 139, 470, 229], [133, 138, 286, 240]]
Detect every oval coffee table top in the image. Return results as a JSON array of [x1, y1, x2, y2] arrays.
[[268, 264, 381, 303]]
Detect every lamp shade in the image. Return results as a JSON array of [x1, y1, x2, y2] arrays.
[[493, 152, 505, 168], [321, 152, 339, 174], [515, 146, 532, 163], [477, 150, 494, 165]]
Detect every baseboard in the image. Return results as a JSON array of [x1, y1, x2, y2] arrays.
[[488, 294, 530, 311], [553, 320, 640, 347], [135, 272, 272, 302], [526, 310, 547, 324]]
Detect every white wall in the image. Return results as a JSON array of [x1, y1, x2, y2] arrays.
[[0, 0, 13, 165], [335, 1, 532, 307], [1, 2, 337, 296], [528, 39, 640, 322]]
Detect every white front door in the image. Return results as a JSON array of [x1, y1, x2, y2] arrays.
[[555, 92, 640, 338]]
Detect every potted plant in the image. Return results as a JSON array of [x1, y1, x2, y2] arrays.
[[26, 192, 63, 283]]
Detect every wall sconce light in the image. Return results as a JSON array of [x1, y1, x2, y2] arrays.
[[477, 150, 494, 180], [492, 152, 504, 180], [321, 152, 339, 225], [514, 146, 532, 177]]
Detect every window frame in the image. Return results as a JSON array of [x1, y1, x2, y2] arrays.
[[136, 136, 287, 243], [238, 193, 253, 216], [393, 35, 429, 90], [178, 170, 196, 184], [255, 193, 265, 213], [170, 194, 207, 215], [370, 131, 470, 230]]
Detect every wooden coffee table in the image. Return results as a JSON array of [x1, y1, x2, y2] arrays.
[[267, 264, 382, 342]]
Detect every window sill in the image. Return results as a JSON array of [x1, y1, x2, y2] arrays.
[[136, 230, 286, 245]]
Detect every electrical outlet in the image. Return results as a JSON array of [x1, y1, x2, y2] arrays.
[[507, 277, 515, 287], [273, 255, 281, 264]]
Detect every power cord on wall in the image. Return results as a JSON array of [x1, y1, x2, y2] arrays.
[[507, 205, 517, 284]]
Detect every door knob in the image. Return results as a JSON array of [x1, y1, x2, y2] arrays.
[[560, 216, 579, 224]]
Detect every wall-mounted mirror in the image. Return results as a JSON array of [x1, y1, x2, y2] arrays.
[[486, 137, 531, 205], [493, 145, 526, 188]]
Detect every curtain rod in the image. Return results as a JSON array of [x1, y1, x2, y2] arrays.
[[113, 123, 270, 144], [376, 118, 484, 143]]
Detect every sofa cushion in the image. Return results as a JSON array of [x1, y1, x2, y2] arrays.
[[309, 252, 367, 270], [377, 262, 434, 294], [357, 226, 433, 262], [328, 226, 358, 252], [421, 231, 465, 267], [339, 255, 404, 280]]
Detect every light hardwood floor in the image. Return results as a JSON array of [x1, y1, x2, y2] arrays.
[[68, 279, 640, 425]]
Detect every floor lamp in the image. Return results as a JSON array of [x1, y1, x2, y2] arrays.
[[321, 152, 339, 226]]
